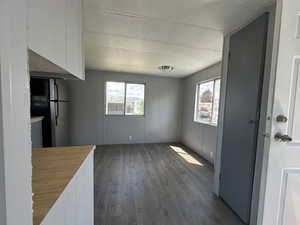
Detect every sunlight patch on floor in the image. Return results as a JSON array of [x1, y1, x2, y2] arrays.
[[169, 145, 204, 166]]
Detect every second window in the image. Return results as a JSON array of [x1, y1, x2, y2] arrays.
[[194, 78, 220, 125]]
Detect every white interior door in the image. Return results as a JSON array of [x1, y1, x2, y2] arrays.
[[262, 0, 300, 225]]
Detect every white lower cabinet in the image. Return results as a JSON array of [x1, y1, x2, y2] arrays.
[[77, 152, 94, 225], [40, 151, 94, 225], [64, 175, 78, 225], [40, 190, 67, 225]]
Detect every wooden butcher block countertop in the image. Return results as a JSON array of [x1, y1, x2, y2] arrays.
[[31, 116, 44, 123], [32, 145, 95, 225]]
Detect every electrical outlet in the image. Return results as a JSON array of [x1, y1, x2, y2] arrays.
[[129, 136, 132, 141]]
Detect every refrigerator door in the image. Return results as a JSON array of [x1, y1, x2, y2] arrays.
[[50, 79, 70, 146], [57, 79, 70, 101], [50, 79, 70, 101], [50, 99, 57, 146], [31, 78, 52, 147], [49, 79, 56, 101], [54, 101, 69, 146]]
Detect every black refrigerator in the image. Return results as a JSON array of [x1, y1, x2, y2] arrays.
[[31, 78, 70, 147]]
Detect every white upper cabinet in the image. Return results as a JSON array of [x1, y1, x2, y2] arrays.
[[66, 0, 85, 79], [28, 0, 85, 80], [28, 0, 67, 69]]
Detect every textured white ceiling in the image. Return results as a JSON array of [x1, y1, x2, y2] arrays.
[[84, 0, 275, 77]]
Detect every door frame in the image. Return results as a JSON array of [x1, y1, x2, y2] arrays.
[[257, 0, 300, 224], [255, 1, 285, 225], [214, 3, 278, 225], [0, 0, 33, 225]]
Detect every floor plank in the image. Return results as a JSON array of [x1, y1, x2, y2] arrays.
[[94, 143, 245, 225]]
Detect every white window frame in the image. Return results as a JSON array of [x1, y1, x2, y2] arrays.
[[105, 81, 146, 116], [194, 77, 221, 126]]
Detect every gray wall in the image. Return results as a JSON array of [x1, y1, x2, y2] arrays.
[[0, 74, 6, 225], [67, 70, 183, 145], [181, 63, 222, 164], [212, 7, 276, 225]]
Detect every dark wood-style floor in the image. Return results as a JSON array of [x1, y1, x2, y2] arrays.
[[94, 143, 244, 225]]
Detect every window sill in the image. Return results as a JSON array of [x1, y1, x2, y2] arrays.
[[194, 120, 218, 127], [104, 114, 145, 118]]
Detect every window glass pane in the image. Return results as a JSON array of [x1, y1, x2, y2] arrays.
[[195, 81, 214, 123], [106, 82, 125, 115], [212, 79, 221, 124], [125, 83, 145, 115]]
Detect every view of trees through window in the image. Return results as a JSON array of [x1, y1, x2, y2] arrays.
[[105, 81, 145, 116], [194, 78, 220, 124]]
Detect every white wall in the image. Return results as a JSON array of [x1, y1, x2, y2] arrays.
[[0, 0, 33, 225], [181, 63, 222, 164], [67, 70, 183, 145], [214, 37, 230, 192]]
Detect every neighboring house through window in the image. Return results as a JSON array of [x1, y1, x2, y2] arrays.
[[194, 78, 221, 125]]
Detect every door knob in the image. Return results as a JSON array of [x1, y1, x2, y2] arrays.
[[248, 119, 259, 124], [276, 115, 288, 123], [274, 132, 292, 142]]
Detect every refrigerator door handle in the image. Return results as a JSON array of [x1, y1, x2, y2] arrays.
[[55, 80, 59, 101], [53, 79, 59, 126], [55, 101, 59, 126], [57, 101, 59, 125]]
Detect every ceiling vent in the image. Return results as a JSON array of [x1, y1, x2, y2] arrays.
[[158, 65, 175, 73]]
